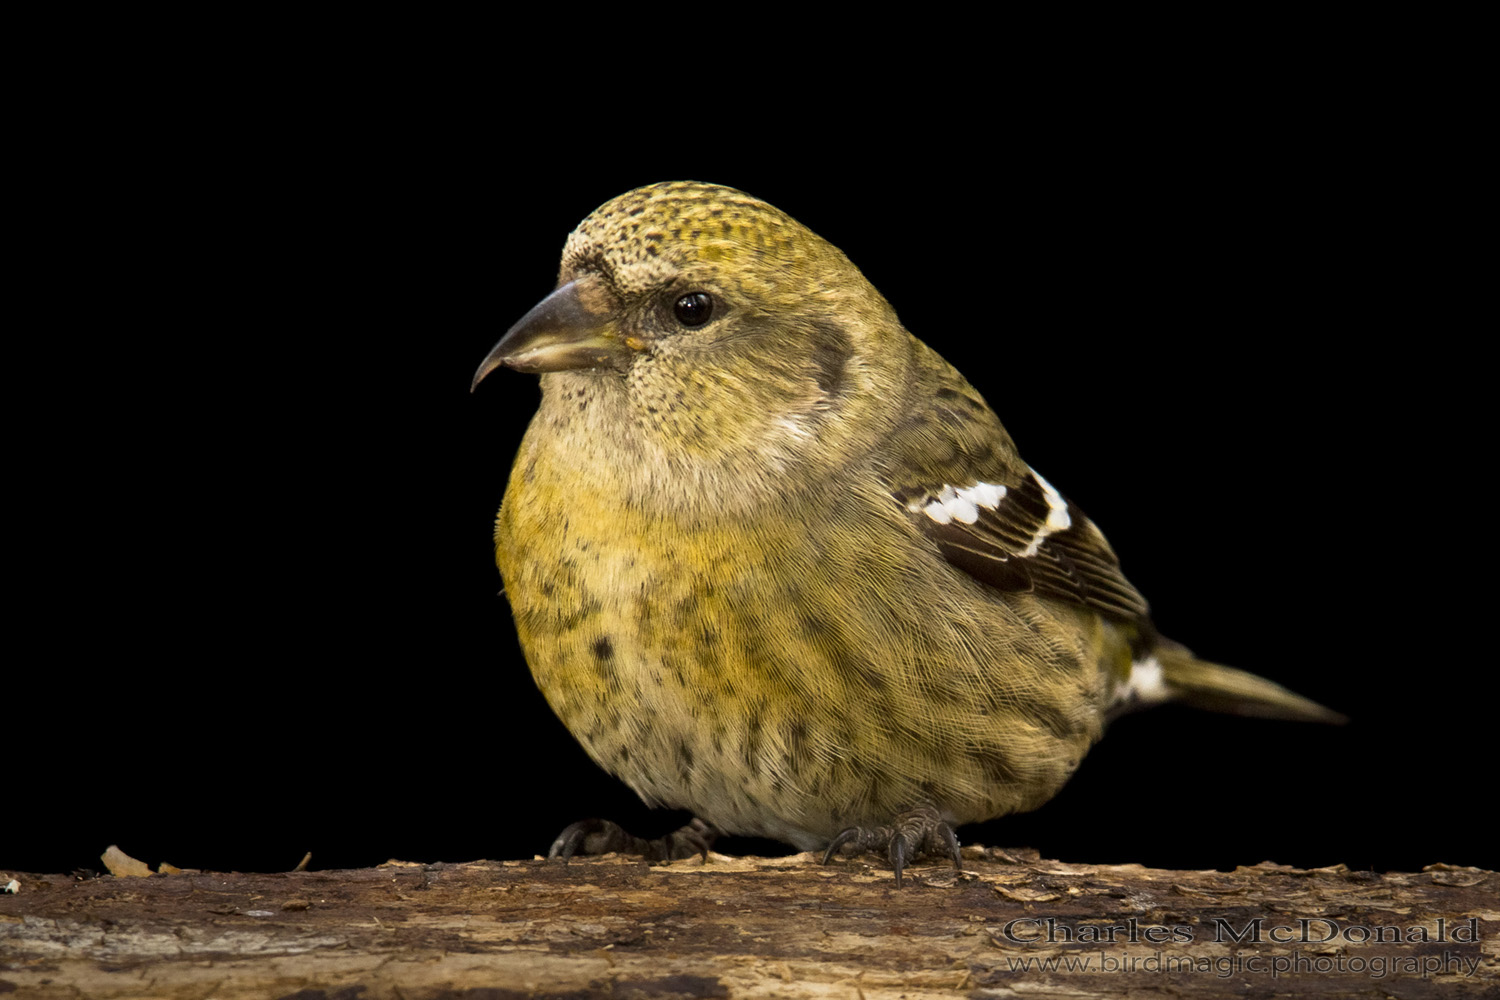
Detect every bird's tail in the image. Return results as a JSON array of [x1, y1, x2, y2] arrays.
[[1113, 641, 1347, 724]]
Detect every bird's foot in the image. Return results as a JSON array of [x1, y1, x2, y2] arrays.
[[547, 816, 718, 863], [821, 805, 961, 887]]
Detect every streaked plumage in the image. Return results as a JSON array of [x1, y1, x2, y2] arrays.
[[474, 182, 1341, 882]]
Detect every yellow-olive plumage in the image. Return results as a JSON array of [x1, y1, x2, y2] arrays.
[[476, 182, 1339, 876]]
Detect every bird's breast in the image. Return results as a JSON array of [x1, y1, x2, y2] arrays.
[[493, 420, 1109, 840]]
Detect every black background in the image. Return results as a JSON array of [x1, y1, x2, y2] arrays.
[[10, 70, 1488, 879]]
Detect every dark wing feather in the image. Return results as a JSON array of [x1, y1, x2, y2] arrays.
[[896, 474, 1150, 621], [882, 353, 1150, 623]]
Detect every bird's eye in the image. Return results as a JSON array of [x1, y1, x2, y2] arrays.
[[673, 292, 714, 328]]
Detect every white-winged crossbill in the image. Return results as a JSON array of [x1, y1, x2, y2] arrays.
[[473, 181, 1341, 885]]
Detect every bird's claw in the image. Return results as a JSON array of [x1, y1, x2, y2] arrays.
[[821, 806, 961, 887], [548, 816, 717, 863]]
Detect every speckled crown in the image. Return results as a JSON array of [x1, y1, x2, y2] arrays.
[[560, 182, 843, 299]]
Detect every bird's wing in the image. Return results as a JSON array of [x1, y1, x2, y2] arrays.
[[892, 471, 1150, 620], [880, 365, 1150, 623]]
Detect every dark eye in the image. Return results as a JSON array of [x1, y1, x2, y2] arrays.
[[673, 292, 714, 327]]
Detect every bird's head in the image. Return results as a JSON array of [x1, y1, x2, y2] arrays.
[[475, 182, 918, 489]]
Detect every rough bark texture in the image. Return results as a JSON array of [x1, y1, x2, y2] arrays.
[[2, 849, 1495, 999]]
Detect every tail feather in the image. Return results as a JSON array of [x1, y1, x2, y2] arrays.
[[1113, 643, 1347, 725]]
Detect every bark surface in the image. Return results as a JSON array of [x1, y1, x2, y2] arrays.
[[2, 849, 1495, 998]]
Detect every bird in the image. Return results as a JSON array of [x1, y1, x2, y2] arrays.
[[472, 181, 1343, 885]]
